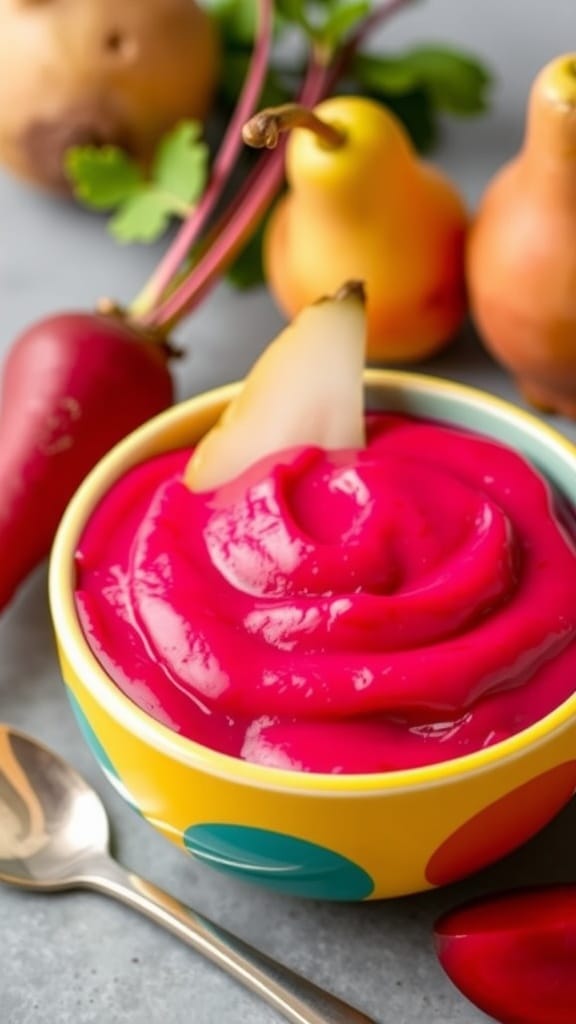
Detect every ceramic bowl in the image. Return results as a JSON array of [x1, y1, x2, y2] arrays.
[[49, 370, 576, 901]]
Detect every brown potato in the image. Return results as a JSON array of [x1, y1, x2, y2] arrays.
[[0, 0, 220, 191]]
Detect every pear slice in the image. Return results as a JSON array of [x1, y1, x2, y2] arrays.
[[185, 281, 367, 492]]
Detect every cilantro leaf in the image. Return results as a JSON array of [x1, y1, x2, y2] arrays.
[[109, 191, 175, 244], [65, 146, 144, 209], [65, 120, 210, 244], [153, 121, 209, 206]]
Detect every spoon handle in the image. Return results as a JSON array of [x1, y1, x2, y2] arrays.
[[84, 855, 377, 1024]]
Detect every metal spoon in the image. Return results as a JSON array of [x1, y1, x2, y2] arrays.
[[0, 723, 378, 1024]]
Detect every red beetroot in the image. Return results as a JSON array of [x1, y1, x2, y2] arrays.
[[434, 885, 576, 1023], [0, 311, 173, 610]]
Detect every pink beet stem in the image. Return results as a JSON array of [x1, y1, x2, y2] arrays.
[[131, 0, 274, 318], [143, 60, 330, 330], [134, 0, 416, 331]]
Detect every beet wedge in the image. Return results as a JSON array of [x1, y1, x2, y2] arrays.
[[434, 885, 576, 1023]]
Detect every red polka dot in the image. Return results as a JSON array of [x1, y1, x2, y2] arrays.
[[426, 762, 576, 887]]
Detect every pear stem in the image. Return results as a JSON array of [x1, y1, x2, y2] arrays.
[[242, 104, 346, 151]]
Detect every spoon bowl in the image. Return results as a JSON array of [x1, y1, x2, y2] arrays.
[[0, 724, 109, 889], [0, 722, 377, 1024]]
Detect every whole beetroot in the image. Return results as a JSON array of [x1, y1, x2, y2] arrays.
[[0, 310, 173, 608]]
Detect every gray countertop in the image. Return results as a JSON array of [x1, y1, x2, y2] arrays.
[[2, 1, 576, 1022]]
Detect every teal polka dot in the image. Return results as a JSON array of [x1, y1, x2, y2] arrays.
[[183, 824, 374, 901], [66, 689, 141, 815], [67, 690, 119, 778]]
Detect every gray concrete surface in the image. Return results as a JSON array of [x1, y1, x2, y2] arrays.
[[2, 1, 576, 1021]]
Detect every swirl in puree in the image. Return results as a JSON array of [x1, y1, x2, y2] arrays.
[[75, 411, 576, 773]]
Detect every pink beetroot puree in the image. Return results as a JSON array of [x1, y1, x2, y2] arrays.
[[74, 413, 576, 774]]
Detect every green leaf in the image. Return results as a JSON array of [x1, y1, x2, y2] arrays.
[[152, 121, 209, 205], [65, 145, 144, 209], [354, 47, 492, 117], [399, 46, 492, 114], [66, 119, 210, 244], [109, 191, 176, 244], [353, 53, 421, 95], [275, 0, 371, 44], [319, 0, 371, 49], [204, 0, 260, 44], [276, 0, 306, 26]]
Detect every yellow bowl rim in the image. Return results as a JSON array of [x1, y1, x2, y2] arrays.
[[49, 369, 576, 796]]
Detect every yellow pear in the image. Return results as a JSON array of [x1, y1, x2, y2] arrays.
[[185, 282, 367, 492], [244, 96, 468, 363]]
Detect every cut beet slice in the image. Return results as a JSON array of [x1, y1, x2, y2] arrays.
[[434, 885, 576, 1023]]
